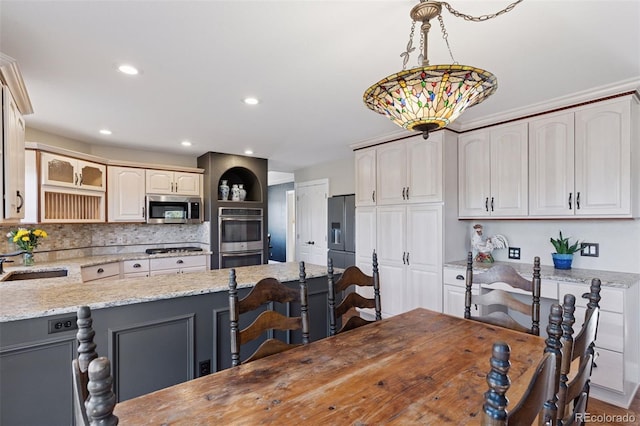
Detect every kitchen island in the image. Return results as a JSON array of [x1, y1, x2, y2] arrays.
[[0, 261, 331, 425]]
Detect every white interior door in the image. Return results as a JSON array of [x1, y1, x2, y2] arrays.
[[295, 179, 328, 266]]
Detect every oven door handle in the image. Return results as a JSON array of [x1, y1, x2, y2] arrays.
[[220, 217, 262, 222], [221, 251, 263, 257]]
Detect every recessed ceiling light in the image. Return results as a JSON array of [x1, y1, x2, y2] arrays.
[[118, 64, 139, 75], [181, 140, 192, 147], [99, 129, 112, 135], [243, 97, 259, 105], [244, 149, 254, 155]]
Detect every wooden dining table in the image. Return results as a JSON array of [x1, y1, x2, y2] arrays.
[[114, 308, 545, 425]]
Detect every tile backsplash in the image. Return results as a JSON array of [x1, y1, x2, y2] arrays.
[[0, 222, 211, 262]]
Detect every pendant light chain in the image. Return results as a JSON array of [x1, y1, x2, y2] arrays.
[[437, 14, 456, 64], [441, 0, 524, 22], [400, 20, 417, 70]]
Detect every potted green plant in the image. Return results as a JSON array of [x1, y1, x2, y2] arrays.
[[550, 231, 580, 270]]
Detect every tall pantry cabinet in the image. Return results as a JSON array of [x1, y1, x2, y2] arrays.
[[354, 130, 464, 318]]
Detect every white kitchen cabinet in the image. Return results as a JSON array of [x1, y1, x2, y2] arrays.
[[354, 148, 376, 206], [376, 135, 443, 205], [376, 204, 442, 317], [1, 85, 26, 221], [145, 170, 201, 196], [149, 255, 207, 275], [529, 97, 636, 217], [108, 166, 146, 222], [443, 267, 472, 318], [41, 152, 106, 191], [458, 122, 528, 218], [81, 262, 121, 282], [558, 280, 638, 408], [122, 259, 150, 278]]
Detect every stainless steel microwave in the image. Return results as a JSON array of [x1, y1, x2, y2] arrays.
[[147, 195, 202, 224]]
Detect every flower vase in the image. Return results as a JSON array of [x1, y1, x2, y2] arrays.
[[23, 251, 35, 266], [231, 184, 240, 201], [219, 180, 230, 201], [238, 184, 247, 201]]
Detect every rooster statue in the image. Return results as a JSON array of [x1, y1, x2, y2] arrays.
[[471, 224, 508, 263]]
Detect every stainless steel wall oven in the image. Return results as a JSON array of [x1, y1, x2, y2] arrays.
[[218, 207, 264, 268]]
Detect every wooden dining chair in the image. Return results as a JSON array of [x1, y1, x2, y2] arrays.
[[229, 262, 310, 366], [556, 281, 601, 425], [72, 306, 118, 426], [481, 303, 563, 426], [464, 251, 542, 335], [327, 250, 381, 336]]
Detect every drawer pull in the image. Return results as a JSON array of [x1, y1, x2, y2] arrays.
[[456, 275, 464, 280], [97, 268, 104, 274], [133, 263, 141, 268], [177, 259, 184, 264]]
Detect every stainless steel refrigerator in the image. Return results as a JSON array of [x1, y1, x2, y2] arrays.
[[327, 194, 355, 268]]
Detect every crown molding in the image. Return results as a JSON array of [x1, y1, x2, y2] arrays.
[[0, 53, 34, 115], [454, 78, 640, 132]]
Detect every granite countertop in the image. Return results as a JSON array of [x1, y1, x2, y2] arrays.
[[444, 259, 640, 289], [0, 259, 328, 323]]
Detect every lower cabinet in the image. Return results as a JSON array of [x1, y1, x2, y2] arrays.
[[81, 262, 121, 282], [443, 264, 639, 408], [0, 276, 330, 425], [150, 255, 207, 275]]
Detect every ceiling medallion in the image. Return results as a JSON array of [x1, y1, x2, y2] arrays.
[[363, 1, 523, 139]]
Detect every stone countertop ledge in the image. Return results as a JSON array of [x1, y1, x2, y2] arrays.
[[0, 258, 328, 323], [444, 259, 640, 289]]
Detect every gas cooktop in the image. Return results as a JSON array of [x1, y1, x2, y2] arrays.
[[145, 247, 204, 255]]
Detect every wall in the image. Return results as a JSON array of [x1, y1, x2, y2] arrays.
[[0, 222, 210, 263], [459, 219, 640, 274], [294, 156, 354, 196], [26, 128, 197, 167], [268, 182, 294, 262]]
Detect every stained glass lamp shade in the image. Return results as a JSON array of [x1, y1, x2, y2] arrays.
[[363, 1, 499, 139], [364, 64, 497, 138]]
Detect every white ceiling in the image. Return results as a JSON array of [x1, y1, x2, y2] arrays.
[[1, 1, 639, 172]]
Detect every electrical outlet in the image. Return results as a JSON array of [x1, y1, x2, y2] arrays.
[[580, 243, 599, 257], [199, 360, 211, 376], [47, 316, 78, 334], [508, 247, 521, 260]]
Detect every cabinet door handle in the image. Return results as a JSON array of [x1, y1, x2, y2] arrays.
[[133, 263, 141, 268], [402, 187, 406, 200], [177, 259, 184, 264], [142, 207, 146, 219], [79, 174, 83, 186], [97, 268, 104, 274], [74, 173, 79, 186], [568, 193, 572, 210], [372, 190, 375, 203], [16, 191, 23, 213], [406, 187, 409, 199], [406, 252, 410, 265], [402, 252, 406, 264], [576, 192, 580, 210], [485, 197, 489, 212], [490, 197, 494, 212], [456, 274, 464, 280]]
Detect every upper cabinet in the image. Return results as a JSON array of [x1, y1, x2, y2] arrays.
[[41, 152, 106, 191], [529, 97, 636, 218], [458, 122, 528, 218], [146, 170, 201, 196], [1, 85, 26, 221], [108, 166, 146, 222], [355, 133, 443, 207], [1, 54, 33, 223], [355, 148, 376, 206]]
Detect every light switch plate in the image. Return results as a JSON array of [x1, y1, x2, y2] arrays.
[[508, 247, 521, 260], [580, 243, 599, 257]]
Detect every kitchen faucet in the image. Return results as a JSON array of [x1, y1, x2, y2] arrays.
[[0, 251, 25, 274]]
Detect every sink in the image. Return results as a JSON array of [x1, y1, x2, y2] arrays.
[[2, 269, 68, 281]]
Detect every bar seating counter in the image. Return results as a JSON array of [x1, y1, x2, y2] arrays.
[[0, 261, 332, 425]]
